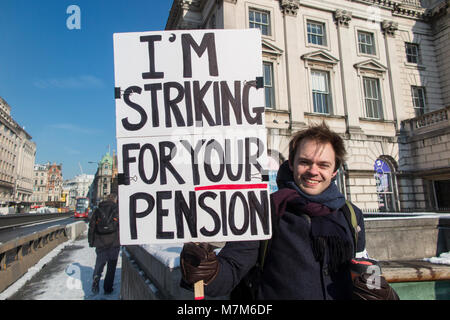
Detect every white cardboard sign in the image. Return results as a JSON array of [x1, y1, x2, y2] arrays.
[[113, 29, 271, 244]]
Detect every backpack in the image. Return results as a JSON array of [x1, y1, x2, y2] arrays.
[[95, 206, 119, 234], [230, 200, 359, 300]]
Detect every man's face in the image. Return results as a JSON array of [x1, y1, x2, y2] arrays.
[[289, 138, 337, 196]]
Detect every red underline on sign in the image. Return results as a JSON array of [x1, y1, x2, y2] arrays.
[[194, 183, 268, 191]]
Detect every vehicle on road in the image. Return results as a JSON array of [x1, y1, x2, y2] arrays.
[[74, 197, 89, 218]]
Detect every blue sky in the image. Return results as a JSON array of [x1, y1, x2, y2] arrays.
[[0, 0, 174, 180]]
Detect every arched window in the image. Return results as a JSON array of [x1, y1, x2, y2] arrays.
[[374, 158, 397, 212]]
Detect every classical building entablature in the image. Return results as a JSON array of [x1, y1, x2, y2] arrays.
[[354, 59, 388, 77], [301, 50, 340, 69], [262, 39, 284, 61], [350, 0, 427, 20]]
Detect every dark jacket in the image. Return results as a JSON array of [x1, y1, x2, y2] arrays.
[[88, 200, 120, 249], [204, 164, 366, 300]]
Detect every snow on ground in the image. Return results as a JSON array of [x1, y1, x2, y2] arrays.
[[0, 229, 121, 300], [423, 251, 450, 265]]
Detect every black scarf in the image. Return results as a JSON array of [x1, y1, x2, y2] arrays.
[[272, 162, 353, 272]]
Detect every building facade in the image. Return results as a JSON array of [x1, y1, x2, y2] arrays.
[[0, 97, 36, 211], [62, 174, 95, 209], [32, 162, 64, 208], [32, 164, 48, 206], [90, 152, 118, 206], [166, 0, 450, 211], [47, 163, 63, 205]]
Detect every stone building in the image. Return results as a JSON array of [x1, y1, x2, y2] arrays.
[[62, 173, 95, 209], [0, 97, 36, 211], [47, 163, 63, 205], [166, 0, 450, 211], [31, 162, 63, 208], [90, 152, 118, 206], [32, 164, 48, 206]]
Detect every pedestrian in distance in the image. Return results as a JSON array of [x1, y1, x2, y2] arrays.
[[88, 193, 120, 295], [180, 122, 398, 300]]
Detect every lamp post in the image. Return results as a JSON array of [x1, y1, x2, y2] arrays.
[[87, 161, 99, 207]]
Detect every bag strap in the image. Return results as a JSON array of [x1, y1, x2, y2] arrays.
[[341, 200, 359, 256], [257, 200, 281, 271]]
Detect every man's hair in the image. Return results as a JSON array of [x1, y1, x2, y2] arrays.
[[106, 193, 118, 202], [288, 121, 346, 172]]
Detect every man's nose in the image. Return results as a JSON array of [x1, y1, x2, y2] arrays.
[[307, 163, 320, 175]]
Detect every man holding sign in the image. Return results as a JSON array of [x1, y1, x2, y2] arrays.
[[180, 123, 400, 300]]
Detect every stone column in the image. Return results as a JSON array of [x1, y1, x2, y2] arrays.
[[280, 0, 305, 131], [334, 9, 361, 134], [381, 20, 402, 131]]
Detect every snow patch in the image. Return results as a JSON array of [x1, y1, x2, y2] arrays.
[[423, 251, 450, 265], [141, 244, 184, 269]]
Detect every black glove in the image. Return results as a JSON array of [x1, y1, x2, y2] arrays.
[[180, 242, 219, 286]]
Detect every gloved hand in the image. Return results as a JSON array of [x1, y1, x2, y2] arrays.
[[352, 272, 400, 300], [180, 242, 219, 286]]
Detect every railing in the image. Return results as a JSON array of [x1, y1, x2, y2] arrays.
[[401, 106, 450, 136], [400, 0, 422, 7], [363, 207, 450, 214], [353, 0, 424, 8], [0, 225, 68, 293], [0, 220, 86, 294], [415, 108, 449, 129]]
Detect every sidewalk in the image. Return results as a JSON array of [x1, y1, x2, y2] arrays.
[[1, 228, 121, 300]]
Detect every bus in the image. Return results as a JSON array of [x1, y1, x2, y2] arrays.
[[74, 197, 90, 218]]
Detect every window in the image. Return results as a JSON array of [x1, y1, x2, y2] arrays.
[[434, 180, 450, 209], [311, 70, 331, 114], [363, 77, 383, 119], [249, 9, 271, 36], [263, 62, 275, 108], [307, 21, 326, 46], [358, 31, 375, 55], [405, 43, 420, 64], [411, 86, 426, 116], [374, 159, 396, 212]]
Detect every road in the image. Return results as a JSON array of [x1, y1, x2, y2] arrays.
[[0, 216, 86, 244]]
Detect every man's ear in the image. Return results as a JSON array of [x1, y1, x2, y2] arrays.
[[332, 170, 338, 178]]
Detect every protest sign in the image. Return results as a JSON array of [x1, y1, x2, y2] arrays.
[[114, 29, 271, 244]]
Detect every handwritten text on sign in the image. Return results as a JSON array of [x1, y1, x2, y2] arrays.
[[113, 29, 271, 244]]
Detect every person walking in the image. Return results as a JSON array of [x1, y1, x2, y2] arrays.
[[88, 193, 120, 295], [179, 122, 396, 299]]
